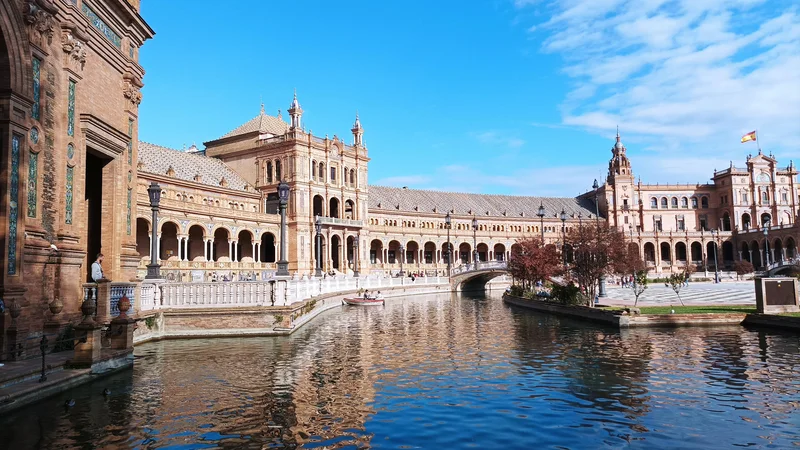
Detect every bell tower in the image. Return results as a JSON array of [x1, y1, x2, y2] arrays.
[[351, 112, 363, 147], [607, 127, 634, 184], [606, 128, 636, 228], [288, 90, 302, 130]]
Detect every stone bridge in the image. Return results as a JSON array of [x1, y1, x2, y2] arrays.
[[763, 258, 800, 277], [449, 261, 510, 291]]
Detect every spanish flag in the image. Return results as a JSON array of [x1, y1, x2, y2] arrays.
[[741, 131, 757, 143]]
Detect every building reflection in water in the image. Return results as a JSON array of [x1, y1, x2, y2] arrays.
[[0, 293, 799, 449]]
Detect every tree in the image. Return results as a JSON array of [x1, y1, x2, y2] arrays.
[[631, 269, 648, 307], [565, 223, 629, 306], [667, 271, 689, 306], [507, 238, 563, 292], [733, 260, 754, 280]]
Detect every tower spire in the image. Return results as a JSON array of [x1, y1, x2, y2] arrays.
[[288, 89, 303, 130], [352, 110, 364, 146], [260, 95, 264, 115]]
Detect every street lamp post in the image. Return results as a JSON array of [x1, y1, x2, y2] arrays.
[[399, 244, 405, 276], [560, 208, 567, 269], [537, 203, 546, 241], [711, 229, 720, 283], [352, 235, 360, 278], [472, 216, 478, 270], [593, 179, 607, 298], [763, 220, 771, 268], [276, 180, 290, 277], [314, 215, 322, 278], [146, 182, 162, 279], [445, 212, 452, 276]]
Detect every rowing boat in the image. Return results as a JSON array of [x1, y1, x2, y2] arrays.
[[342, 297, 384, 306]]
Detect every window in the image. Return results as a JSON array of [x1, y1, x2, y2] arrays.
[[677, 217, 685, 231], [651, 198, 658, 208], [761, 190, 769, 203], [701, 196, 709, 208], [275, 160, 281, 181], [742, 192, 748, 204], [681, 197, 688, 208], [425, 251, 433, 264], [331, 166, 336, 182], [370, 250, 377, 264], [782, 192, 788, 203], [311, 161, 316, 181], [671, 197, 678, 208], [655, 218, 663, 232], [661, 197, 668, 208], [388, 250, 396, 264], [699, 216, 707, 230], [691, 197, 698, 208], [624, 216, 629, 224], [319, 163, 325, 181], [266, 161, 273, 183]]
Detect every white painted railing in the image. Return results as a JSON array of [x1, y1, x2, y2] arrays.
[[450, 260, 508, 276], [140, 275, 448, 311]]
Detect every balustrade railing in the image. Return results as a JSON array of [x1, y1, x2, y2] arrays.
[[450, 260, 508, 276], [110, 282, 137, 317], [141, 275, 448, 311]]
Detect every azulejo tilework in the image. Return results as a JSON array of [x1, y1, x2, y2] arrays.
[[32, 57, 40, 120], [81, 2, 122, 48], [27, 151, 38, 218], [30, 127, 39, 144], [67, 80, 76, 137], [65, 166, 74, 225], [67, 143, 75, 160], [8, 135, 20, 275]]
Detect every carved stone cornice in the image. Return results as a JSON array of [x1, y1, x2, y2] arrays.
[[60, 25, 88, 71], [23, 0, 58, 49]]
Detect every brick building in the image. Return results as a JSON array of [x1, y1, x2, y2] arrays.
[[1, 0, 153, 357]]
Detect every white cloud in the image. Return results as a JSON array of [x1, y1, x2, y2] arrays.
[[515, 0, 800, 182]]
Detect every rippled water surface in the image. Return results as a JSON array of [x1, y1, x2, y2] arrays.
[[2, 292, 800, 449]]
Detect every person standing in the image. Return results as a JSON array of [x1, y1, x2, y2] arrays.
[[91, 253, 105, 282]]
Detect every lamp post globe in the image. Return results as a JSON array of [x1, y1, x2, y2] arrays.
[[276, 180, 290, 277], [314, 215, 323, 278], [146, 182, 162, 279]]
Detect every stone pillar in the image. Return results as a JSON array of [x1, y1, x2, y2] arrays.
[[738, 250, 743, 261], [95, 280, 112, 327], [70, 324, 103, 368], [156, 233, 162, 261], [749, 250, 753, 263], [203, 239, 209, 262], [760, 249, 765, 267], [251, 242, 256, 262], [228, 239, 233, 260], [255, 243, 261, 263]]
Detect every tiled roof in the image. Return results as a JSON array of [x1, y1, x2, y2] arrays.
[[218, 111, 289, 139], [138, 142, 252, 192], [367, 185, 601, 219]]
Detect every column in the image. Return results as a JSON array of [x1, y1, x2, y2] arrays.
[[148, 235, 152, 259], [156, 233, 162, 261], [203, 239, 209, 261], [252, 242, 256, 262], [738, 250, 743, 261], [759, 249, 764, 267], [228, 239, 233, 261], [233, 241, 238, 262], [749, 250, 753, 263], [255, 243, 261, 263]]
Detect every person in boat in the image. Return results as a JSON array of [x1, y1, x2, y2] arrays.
[[363, 289, 371, 299], [376, 291, 384, 301]]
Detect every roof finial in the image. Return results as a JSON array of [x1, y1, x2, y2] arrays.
[[277, 109, 282, 119], [616, 125, 620, 139], [260, 95, 264, 115]]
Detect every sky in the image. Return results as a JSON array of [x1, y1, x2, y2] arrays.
[[138, 0, 800, 197]]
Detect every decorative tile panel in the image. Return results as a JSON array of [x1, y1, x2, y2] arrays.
[[8, 135, 20, 274], [67, 80, 75, 136], [128, 118, 133, 165], [127, 188, 132, 235], [65, 166, 74, 224], [81, 3, 122, 48], [32, 57, 41, 120], [67, 143, 75, 160], [30, 127, 39, 144], [27, 150, 38, 218]]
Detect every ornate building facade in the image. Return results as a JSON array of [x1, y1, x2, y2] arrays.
[[134, 96, 800, 282], [1, 0, 153, 357]]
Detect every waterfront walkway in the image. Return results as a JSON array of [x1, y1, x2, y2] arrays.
[[604, 281, 756, 306]]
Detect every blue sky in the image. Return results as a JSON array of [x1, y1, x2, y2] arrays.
[[139, 0, 800, 196]]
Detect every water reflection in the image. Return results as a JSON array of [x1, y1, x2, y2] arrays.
[[1, 292, 798, 449]]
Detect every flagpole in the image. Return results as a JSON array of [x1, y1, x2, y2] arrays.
[[756, 129, 762, 153]]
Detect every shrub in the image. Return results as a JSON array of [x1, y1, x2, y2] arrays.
[[52, 324, 75, 353], [509, 284, 525, 297], [551, 283, 585, 306]]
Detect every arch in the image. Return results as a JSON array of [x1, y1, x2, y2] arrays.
[[424, 241, 436, 264], [706, 241, 718, 268], [675, 242, 687, 262], [329, 197, 340, 218], [722, 241, 734, 264], [187, 225, 205, 261], [346, 235, 355, 270], [160, 222, 180, 260], [701, 196, 709, 208], [751, 240, 762, 268], [260, 232, 276, 263], [370, 239, 383, 264], [442, 242, 453, 264], [406, 240, 420, 264], [660, 242, 671, 263], [722, 212, 731, 231], [493, 243, 506, 261], [476, 243, 489, 262], [644, 243, 656, 263], [660, 197, 668, 208], [213, 227, 231, 261], [681, 197, 688, 208], [0, 1, 33, 100], [786, 237, 797, 259], [671, 197, 678, 208], [331, 235, 341, 270], [773, 238, 784, 262], [275, 159, 282, 181], [690, 241, 703, 264], [650, 197, 658, 208], [691, 197, 698, 209], [344, 199, 355, 220], [458, 243, 472, 264], [318, 162, 325, 181], [136, 218, 151, 258], [266, 160, 273, 183], [237, 230, 254, 261], [740, 241, 751, 262], [760, 213, 771, 227], [741, 213, 751, 230], [388, 240, 401, 264], [350, 168, 356, 187], [312, 194, 325, 217], [311, 160, 316, 181]]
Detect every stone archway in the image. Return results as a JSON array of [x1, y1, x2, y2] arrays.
[[136, 218, 151, 259]]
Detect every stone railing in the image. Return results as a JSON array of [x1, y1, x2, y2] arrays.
[[142, 275, 448, 310], [450, 260, 508, 276], [318, 217, 364, 227], [110, 282, 137, 317]]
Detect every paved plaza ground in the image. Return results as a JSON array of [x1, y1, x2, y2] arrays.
[[603, 281, 756, 306]]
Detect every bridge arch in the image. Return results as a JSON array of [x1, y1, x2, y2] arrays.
[[450, 261, 509, 292]]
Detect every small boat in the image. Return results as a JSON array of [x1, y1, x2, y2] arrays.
[[343, 297, 385, 306]]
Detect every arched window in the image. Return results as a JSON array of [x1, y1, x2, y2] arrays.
[[691, 197, 698, 208], [660, 197, 668, 208], [681, 197, 688, 208], [344, 166, 349, 185], [266, 161, 273, 183], [311, 161, 316, 181], [761, 190, 769, 203], [350, 169, 356, 187], [701, 196, 709, 208], [275, 159, 281, 181], [651, 198, 658, 208], [319, 163, 325, 181], [671, 197, 678, 208]]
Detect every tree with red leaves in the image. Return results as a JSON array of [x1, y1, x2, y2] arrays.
[[565, 223, 631, 306], [507, 237, 563, 291]]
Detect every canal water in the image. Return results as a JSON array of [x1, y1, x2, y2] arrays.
[[1, 292, 799, 449]]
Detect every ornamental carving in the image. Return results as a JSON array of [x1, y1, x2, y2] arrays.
[[61, 29, 87, 71], [24, 0, 57, 48], [122, 78, 143, 110]]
